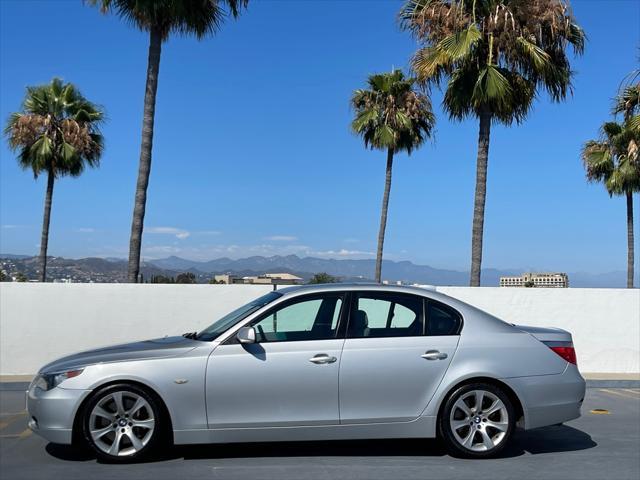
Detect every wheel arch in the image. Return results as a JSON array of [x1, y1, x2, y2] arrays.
[[435, 376, 525, 433], [71, 379, 174, 446]]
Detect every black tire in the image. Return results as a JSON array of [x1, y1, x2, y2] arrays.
[[439, 383, 515, 458], [81, 383, 164, 463]]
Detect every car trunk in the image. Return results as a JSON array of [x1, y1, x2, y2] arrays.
[[515, 325, 573, 343]]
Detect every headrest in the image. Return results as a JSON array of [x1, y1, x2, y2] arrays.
[[352, 309, 369, 330]]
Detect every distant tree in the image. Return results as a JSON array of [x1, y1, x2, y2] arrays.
[[0, 270, 7, 282], [4, 78, 104, 282], [582, 119, 640, 288], [88, 0, 249, 283], [208, 277, 223, 284], [150, 274, 174, 283], [176, 272, 196, 284], [351, 69, 435, 283], [524, 280, 535, 288], [15, 272, 28, 282], [308, 273, 339, 284]]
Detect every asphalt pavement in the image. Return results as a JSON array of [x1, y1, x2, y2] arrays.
[[0, 386, 638, 480]]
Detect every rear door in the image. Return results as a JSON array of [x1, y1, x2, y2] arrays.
[[338, 292, 460, 423]]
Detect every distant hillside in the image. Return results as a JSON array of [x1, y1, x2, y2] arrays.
[[1, 254, 629, 287], [146, 254, 629, 287], [0, 256, 205, 283]]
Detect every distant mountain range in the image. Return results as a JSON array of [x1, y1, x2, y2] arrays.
[[143, 255, 629, 287], [148, 254, 510, 285], [0, 253, 629, 287]]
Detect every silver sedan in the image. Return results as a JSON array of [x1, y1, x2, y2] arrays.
[[27, 284, 585, 461]]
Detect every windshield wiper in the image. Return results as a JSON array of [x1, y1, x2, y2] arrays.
[[182, 331, 198, 339]]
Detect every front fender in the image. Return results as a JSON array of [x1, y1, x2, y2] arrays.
[[64, 355, 208, 432]]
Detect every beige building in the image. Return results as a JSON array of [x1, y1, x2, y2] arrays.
[[500, 272, 569, 288]]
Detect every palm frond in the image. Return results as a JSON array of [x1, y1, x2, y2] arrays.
[[438, 25, 481, 61], [471, 65, 513, 114], [627, 114, 640, 134], [613, 83, 640, 119], [581, 140, 613, 182], [411, 46, 451, 84], [516, 37, 552, 72], [601, 121, 623, 138]]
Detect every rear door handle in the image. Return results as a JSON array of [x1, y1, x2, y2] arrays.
[[309, 354, 337, 364], [421, 350, 448, 360]]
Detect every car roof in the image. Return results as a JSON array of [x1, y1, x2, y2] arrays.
[[276, 283, 442, 300]]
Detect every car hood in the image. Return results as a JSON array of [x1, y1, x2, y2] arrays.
[[39, 336, 198, 374]]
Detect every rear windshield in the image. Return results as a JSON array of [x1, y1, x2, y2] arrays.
[[197, 291, 282, 341]]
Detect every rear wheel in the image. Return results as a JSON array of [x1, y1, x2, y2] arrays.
[[439, 383, 515, 458], [82, 384, 163, 463]]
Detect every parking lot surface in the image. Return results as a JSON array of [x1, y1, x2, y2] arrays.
[[0, 386, 638, 480]]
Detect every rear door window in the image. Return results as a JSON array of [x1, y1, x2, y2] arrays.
[[348, 292, 424, 338]]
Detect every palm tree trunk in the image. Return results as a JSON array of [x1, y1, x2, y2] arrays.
[[375, 148, 394, 283], [128, 28, 163, 283], [38, 170, 55, 282], [470, 112, 492, 287], [626, 191, 634, 288]]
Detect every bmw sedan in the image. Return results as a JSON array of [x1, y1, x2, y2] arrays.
[[27, 284, 585, 461]]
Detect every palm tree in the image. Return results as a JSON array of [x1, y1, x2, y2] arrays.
[[89, 0, 248, 282], [351, 70, 435, 283], [4, 78, 104, 282], [582, 120, 640, 288], [401, 0, 585, 286]]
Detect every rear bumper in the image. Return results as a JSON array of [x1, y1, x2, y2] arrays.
[[504, 364, 586, 430], [26, 381, 91, 445]]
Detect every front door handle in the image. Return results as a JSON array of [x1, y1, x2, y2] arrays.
[[421, 350, 448, 360], [309, 354, 337, 364]]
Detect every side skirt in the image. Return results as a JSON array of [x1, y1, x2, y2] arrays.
[[174, 416, 437, 445]]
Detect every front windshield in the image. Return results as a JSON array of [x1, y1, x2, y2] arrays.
[[197, 291, 282, 341]]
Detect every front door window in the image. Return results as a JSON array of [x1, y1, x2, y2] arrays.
[[251, 295, 343, 342]]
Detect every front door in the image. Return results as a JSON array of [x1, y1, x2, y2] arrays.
[[339, 291, 460, 423], [206, 292, 346, 428]]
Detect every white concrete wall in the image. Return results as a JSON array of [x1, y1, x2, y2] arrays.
[[436, 287, 640, 375], [0, 283, 638, 375], [0, 284, 274, 375]]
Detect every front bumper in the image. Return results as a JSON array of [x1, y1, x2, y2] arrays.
[[505, 364, 586, 430], [26, 381, 91, 444]]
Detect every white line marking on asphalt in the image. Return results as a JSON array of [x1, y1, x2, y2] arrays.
[[621, 389, 640, 397], [599, 389, 640, 399], [0, 412, 26, 430]]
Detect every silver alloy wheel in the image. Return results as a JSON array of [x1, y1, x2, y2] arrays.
[[89, 391, 155, 457], [449, 389, 509, 452]]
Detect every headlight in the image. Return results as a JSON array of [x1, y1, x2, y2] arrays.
[[35, 369, 84, 391]]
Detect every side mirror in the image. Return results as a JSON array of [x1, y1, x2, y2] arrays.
[[236, 326, 256, 344]]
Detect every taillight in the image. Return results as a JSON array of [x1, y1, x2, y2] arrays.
[[544, 341, 577, 365]]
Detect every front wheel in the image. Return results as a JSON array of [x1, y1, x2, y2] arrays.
[[82, 384, 163, 463], [439, 383, 515, 458]]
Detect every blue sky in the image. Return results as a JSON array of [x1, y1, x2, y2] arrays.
[[0, 0, 638, 274]]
